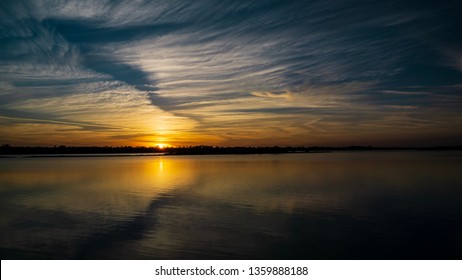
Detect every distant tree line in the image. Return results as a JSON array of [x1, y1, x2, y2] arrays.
[[0, 144, 163, 155], [1, 144, 461, 156]]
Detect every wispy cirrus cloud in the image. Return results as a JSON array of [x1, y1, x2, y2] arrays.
[[1, 0, 462, 146]]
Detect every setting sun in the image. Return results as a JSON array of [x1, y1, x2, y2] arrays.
[[156, 144, 166, 149]]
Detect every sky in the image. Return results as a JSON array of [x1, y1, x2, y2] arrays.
[[1, 0, 461, 147]]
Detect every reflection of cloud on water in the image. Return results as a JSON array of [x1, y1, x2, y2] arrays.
[[132, 154, 462, 259], [181, 154, 462, 215], [2, 154, 462, 259], [0, 157, 198, 259], [1, 157, 195, 215], [75, 193, 177, 259]]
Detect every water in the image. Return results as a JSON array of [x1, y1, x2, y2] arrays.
[[1, 152, 462, 259]]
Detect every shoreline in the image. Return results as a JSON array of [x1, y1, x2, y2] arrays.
[[1, 148, 462, 158]]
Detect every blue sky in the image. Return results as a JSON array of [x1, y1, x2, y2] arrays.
[[1, 0, 461, 146]]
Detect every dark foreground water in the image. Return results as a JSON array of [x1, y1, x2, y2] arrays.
[[1, 152, 462, 259]]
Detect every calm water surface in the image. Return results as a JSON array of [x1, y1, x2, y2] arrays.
[[1, 152, 462, 259]]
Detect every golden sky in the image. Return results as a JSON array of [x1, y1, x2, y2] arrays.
[[1, 1, 462, 147]]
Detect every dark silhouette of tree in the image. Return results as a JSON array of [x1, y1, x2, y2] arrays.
[[0, 144, 461, 156]]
